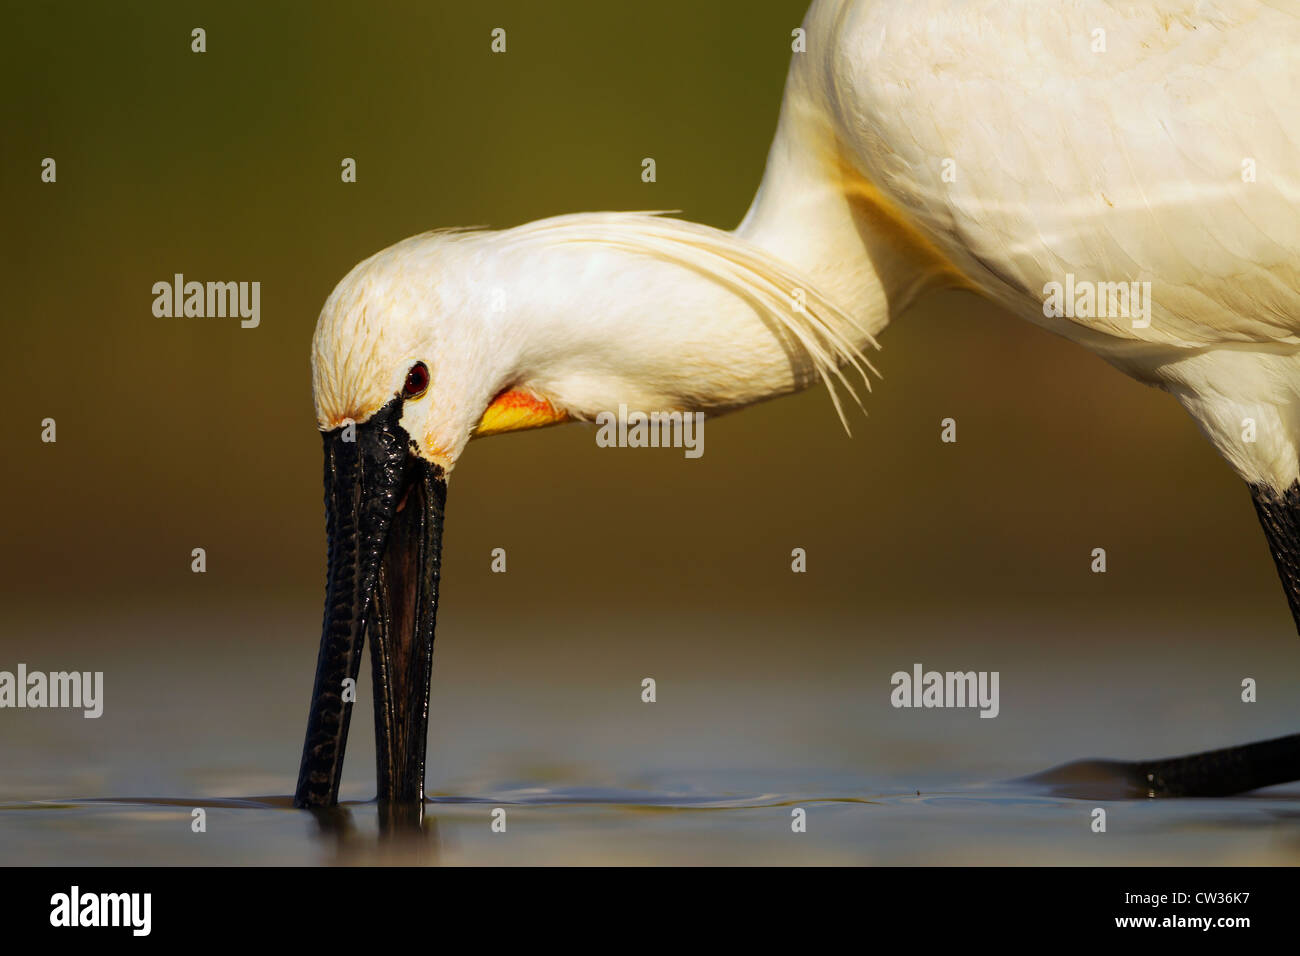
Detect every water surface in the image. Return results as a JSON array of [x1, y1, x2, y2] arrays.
[[3, 603, 1298, 865]]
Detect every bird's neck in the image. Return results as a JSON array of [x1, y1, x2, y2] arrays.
[[483, 91, 958, 424], [735, 62, 961, 344], [482, 209, 881, 425]]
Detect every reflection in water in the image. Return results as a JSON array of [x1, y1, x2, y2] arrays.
[[307, 804, 356, 842], [0, 795, 444, 864], [1, 781, 1298, 864], [3, 605, 1298, 864], [309, 802, 442, 864]]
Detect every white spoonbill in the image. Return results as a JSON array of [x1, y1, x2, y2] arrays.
[[294, 0, 1300, 809]]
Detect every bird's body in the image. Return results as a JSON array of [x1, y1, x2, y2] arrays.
[[316, 0, 1300, 487], [743, 0, 1300, 488], [298, 0, 1300, 810]]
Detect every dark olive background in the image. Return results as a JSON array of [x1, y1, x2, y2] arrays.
[[2, 0, 1296, 818]]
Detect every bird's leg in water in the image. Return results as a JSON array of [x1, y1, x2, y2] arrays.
[[1038, 487, 1300, 800], [1030, 732, 1300, 798], [1248, 481, 1300, 634]]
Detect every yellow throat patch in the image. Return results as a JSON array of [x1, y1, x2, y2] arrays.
[[475, 389, 568, 438]]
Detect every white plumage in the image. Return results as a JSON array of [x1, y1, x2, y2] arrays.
[[299, 1, 1300, 805], [313, 0, 1300, 590], [741, 0, 1300, 488]]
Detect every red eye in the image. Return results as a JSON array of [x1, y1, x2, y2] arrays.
[[402, 362, 429, 399]]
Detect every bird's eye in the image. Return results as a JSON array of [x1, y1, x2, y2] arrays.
[[402, 362, 429, 399]]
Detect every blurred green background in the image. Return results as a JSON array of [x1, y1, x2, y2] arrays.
[[2, 0, 1297, 829], [3, 0, 1285, 614]]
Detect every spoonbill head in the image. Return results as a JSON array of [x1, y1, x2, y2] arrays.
[[295, 213, 875, 808]]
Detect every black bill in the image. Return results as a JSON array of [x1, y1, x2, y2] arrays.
[[293, 397, 447, 809]]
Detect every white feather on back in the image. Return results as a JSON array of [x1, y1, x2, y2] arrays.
[[815, 0, 1300, 348]]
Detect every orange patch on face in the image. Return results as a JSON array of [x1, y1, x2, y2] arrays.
[[475, 389, 568, 438]]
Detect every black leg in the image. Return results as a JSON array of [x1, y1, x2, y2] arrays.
[[1127, 732, 1300, 796], [1030, 485, 1300, 799], [1029, 733, 1300, 798]]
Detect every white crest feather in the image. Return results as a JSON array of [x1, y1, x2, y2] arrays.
[[503, 211, 880, 430]]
